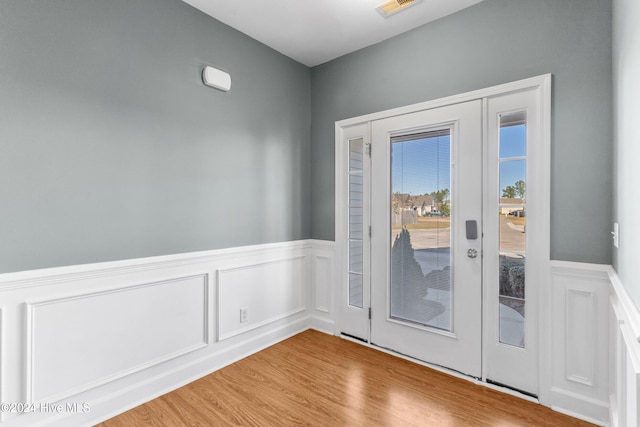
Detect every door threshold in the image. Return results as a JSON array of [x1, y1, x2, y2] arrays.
[[486, 379, 538, 399], [340, 332, 368, 343], [339, 334, 540, 405]]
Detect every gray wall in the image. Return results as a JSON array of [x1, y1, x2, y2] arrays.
[[310, 0, 613, 265], [0, 0, 615, 275], [0, 0, 311, 273], [613, 0, 640, 309]]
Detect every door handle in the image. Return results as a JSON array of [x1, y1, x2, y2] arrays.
[[467, 248, 478, 258]]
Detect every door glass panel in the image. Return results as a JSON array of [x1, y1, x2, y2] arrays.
[[499, 113, 527, 157], [498, 115, 526, 348], [390, 130, 451, 331], [499, 296, 525, 347], [349, 174, 363, 207], [349, 207, 363, 239], [499, 160, 526, 203], [499, 208, 526, 253], [348, 138, 364, 308]]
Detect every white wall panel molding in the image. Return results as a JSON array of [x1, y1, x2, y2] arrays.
[[24, 275, 209, 405], [564, 288, 597, 386], [217, 256, 306, 341], [308, 240, 336, 334], [0, 240, 312, 292], [549, 261, 610, 425], [608, 266, 640, 427], [312, 255, 331, 313], [0, 240, 336, 427], [608, 267, 640, 345]]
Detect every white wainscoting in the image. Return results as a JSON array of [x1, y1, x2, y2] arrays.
[[549, 261, 640, 426], [217, 258, 305, 341], [549, 261, 611, 424], [308, 240, 336, 334], [25, 275, 209, 405], [0, 240, 335, 427], [609, 268, 640, 427], [3, 244, 638, 427]]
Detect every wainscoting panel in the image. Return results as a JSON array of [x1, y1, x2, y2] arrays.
[[565, 288, 597, 386], [313, 256, 330, 313], [25, 275, 208, 404], [550, 262, 610, 424], [609, 267, 640, 427], [8, 245, 639, 426], [217, 257, 306, 341], [0, 240, 323, 427], [308, 240, 336, 334]]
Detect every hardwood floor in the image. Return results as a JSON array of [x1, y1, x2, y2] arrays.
[[99, 330, 595, 426]]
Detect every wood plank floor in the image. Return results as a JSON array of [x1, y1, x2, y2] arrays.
[[99, 330, 595, 426]]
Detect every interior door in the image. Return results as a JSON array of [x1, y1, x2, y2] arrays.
[[370, 100, 483, 377]]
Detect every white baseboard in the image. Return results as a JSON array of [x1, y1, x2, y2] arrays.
[[308, 315, 336, 335]]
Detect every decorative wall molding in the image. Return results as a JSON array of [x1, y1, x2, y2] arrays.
[[549, 261, 640, 426], [549, 261, 611, 425], [312, 255, 331, 313], [4, 246, 638, 426], [217, 257, 306, 341], [608, 266, 640, 344], [0, 240, 334, 427], [0, 241, 312, 292], [608, 266, 640, 427], [308, 240, 336, 335], [24, 275, 209, 405], [564, 288, 597, 386]]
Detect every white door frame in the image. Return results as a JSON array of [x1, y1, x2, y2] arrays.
[[334, 74, 551, 403]]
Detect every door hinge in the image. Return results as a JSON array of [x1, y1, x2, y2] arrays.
[[365, 143, 371, 157], [368, 307, 372, 320], [369, 226, 372, 237]]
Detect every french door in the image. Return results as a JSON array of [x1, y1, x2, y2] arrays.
[[337, 77, 550, 398]]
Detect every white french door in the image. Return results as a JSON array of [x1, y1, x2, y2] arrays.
[[370, 100, 483, 378], [336, 76, 550, 398]]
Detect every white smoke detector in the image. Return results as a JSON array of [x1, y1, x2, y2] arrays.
[[376, 0, 423, 18]]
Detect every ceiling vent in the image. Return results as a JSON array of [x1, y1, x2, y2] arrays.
[[376, 0, 423, 18]]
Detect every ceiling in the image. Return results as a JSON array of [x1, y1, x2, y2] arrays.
[[181, 0, 485, 67]]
